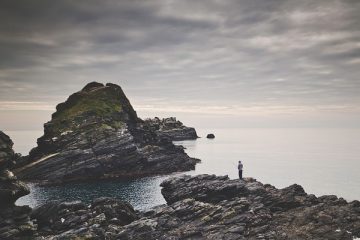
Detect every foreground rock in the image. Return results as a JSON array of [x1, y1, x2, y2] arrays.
[[0, 131, 35, 239], [14, 82, 199, 183], [32, 197, 137, 239], [37, 175, 360, 240]]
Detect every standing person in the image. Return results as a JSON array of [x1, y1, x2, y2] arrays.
[[238, 160, 243, 179]]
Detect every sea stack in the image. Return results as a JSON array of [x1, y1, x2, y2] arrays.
[[0, 131, 35, 239], [14, 82, 199, 183]]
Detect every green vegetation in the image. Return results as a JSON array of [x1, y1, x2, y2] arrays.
[[50, 87, 125, 134], [55, 89, 122, 120]]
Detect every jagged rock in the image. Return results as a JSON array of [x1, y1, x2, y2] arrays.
[[0, 131, 17, 169], [27, 174, 360, 239], [0, 131, 35, 240], [31, 197, 138, 238], [141, 117, 198, 141], [206, 133, 215, 139], [14, 82, 199, 183], [161, 174, 244, 204], [0, 169, 30, 206], [112, 175, 360, 240]]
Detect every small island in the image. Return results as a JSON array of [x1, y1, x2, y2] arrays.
[[13, 82, 199, 184]]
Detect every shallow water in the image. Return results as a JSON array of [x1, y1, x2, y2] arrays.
[[9, 128, 360, 209]]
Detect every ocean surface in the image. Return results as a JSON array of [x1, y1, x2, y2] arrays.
[[8, 128, 360, 210]]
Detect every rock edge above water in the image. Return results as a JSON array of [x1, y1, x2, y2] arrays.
[[21, 174, 360, 240]]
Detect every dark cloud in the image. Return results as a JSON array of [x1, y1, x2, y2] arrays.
[[0, 0, 359, 123]]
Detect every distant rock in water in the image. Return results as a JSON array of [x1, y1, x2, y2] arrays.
[[0, 131, 35, 239], [32, 174, 360, 239], [14, 82, 199, 183], [206, 133, 215, 139], [142, 117, 198, 141]]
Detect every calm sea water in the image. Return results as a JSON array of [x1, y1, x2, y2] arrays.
[[7, 128, 360, 210]]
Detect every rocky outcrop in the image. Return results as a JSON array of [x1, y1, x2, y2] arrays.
[[0, 131, 35, 239], [31, 197, 138, 239], [157, 175, 360, 239], [34, 174, 360, 239], [141, 117, 198, 141], [14, 82, 199, 183], [206, 133, 215, 139]]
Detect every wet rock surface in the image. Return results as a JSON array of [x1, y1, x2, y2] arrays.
[[35, 174, 360, 240], [0, 131, 35, 239], [14, 82, 199, 183]]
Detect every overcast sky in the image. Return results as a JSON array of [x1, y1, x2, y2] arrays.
[[1, 0, 360, 130]]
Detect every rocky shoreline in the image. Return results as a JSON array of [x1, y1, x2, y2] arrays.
[[13, 82, 199, 184], [0, 131, 35, 239], [1, 130, 360, 239], [6, 175, 360, 239], [36, 175, 360, 239], [2, 82, 359, 239]]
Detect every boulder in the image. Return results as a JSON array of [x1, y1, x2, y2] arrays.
[[206, 133, 215, 139]]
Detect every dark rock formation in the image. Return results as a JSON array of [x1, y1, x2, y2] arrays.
[[206, 133, 215, 139], [31, 197, 138, 239], [141, 117, 198, 141], [0, 131, 35, 239], [33, 174, 360, 239], [14, 82, 199, 183]]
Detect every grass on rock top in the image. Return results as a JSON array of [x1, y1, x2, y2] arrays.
[[50, 88, 126, 134]]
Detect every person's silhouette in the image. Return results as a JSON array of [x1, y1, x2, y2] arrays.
[[238, 161, 243, 179]]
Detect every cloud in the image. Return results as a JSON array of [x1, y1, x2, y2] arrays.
[[0, 0, 359, 124], [0, 101, 55, 111]]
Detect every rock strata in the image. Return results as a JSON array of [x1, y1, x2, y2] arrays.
[[35, 174, 360, 239], [31, 197, 138, 239], [14, 82, 199, 183], [141, 117, 198, 141], [0, 131, 35, 240]]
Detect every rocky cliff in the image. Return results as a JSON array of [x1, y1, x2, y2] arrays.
[[0, 131, 35, 239], [14, 82, 199, 183], [25, 174, 360, 239]]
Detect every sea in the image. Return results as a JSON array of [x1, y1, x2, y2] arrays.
[[7, 128, 360, 210]]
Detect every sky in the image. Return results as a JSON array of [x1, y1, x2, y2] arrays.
[[1, 0, 360, 130]]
